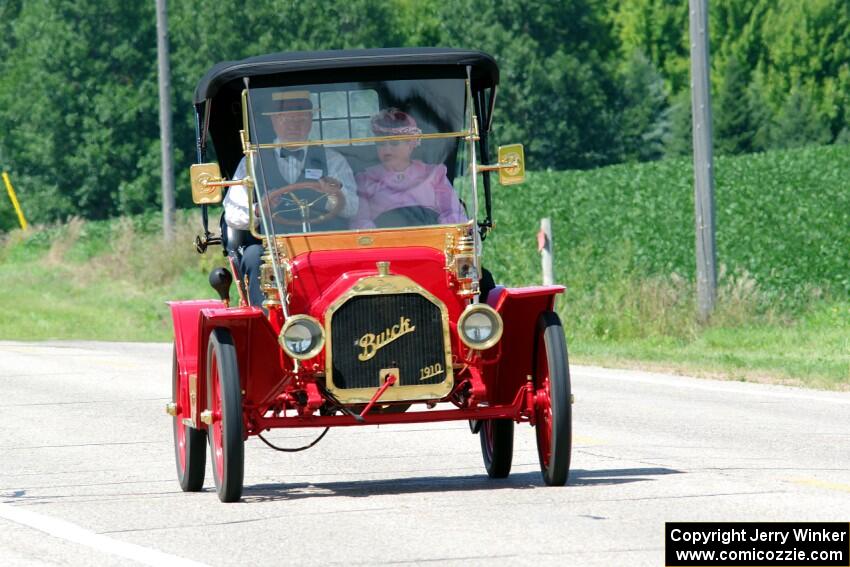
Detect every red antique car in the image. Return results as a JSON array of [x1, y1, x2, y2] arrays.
[[168, 48, 572, 502]]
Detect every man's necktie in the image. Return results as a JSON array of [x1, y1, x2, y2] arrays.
[[279, 147, 305, 159]]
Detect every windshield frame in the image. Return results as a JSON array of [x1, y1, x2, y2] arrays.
[[240, 77, 480, 241]]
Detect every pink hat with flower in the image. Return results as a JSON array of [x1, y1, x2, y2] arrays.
[[371, 108, 422, 145]]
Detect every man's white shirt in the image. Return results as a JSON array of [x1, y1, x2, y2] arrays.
[[223, 146, 358, 230]]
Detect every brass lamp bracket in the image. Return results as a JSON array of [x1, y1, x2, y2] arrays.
[[477, 157, 518, 173]]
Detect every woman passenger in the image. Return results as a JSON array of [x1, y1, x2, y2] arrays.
[[352, 108, 466, 229]]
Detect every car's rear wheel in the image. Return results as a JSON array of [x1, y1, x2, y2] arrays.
[[533, 311, 572, 486], [479, 419, 514, 478], [172, 345, 206, 492], [207, 329, 244, 502]]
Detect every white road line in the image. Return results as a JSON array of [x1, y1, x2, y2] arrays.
[[573, 365, 850, 405], [0, 502, 210, 567]]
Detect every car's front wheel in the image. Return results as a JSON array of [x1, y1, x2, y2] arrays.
[[206, 328, 244, 502], [533, 311, 572, 486]]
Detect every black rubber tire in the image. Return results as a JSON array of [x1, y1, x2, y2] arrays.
[[479, 419, 514, 478], [206, 329, 245, 503], [534, 311, 572, 486], [172, 345, 206, 492]]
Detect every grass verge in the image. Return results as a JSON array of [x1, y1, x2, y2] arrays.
[[0, 212, 226, 341], [1, 145, 848, 389]]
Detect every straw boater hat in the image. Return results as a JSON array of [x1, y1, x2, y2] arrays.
[[371, 108, 422, 145], [262, 90, 317, 115]]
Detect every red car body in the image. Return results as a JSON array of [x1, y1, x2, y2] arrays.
[[170, 48, 572, 502]]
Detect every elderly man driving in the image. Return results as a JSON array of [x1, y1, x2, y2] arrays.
[[223, 90, 358, 307]]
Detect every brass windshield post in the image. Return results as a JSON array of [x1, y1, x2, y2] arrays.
[[242, 87, 290, 318], [465, 74, 483, 304]]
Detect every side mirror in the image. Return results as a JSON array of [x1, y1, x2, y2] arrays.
[[190, 163, 225, 205], [496, 144, 525, 186]]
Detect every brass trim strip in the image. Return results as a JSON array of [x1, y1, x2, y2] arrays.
[[273, 223, 474, 258], [255, 130, 472, 150]]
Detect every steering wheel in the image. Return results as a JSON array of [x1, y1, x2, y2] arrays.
[[263, 180, 344, 226], [374, 206, 439, 228]]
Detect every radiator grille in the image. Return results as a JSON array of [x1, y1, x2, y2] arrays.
[[330, 294, 447, 390]]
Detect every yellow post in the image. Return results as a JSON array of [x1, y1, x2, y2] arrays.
[[2, 171, 28, 230]]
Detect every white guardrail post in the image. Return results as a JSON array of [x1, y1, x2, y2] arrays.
[[538, 217, 553, 285]]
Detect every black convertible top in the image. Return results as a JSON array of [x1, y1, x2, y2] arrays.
[[193, 48, 499, 176], [194, 48, 499, 105]]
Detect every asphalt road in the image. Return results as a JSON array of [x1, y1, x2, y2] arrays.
[[1, 340, 848, 566]]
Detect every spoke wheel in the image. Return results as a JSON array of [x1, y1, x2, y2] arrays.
[[206, 329, 244, 502], [479, 419, 514, 479], [533, 311, 572, 486], [172, 345, 205, 492]]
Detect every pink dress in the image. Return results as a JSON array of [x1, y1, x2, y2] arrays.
[[353, 161, 466, 229]]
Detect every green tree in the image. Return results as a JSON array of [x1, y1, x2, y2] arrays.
[[433, 0, 623, 169], [0, 1, 159, 222], [0, 0, 23, 62], [389, 0, 444, 47], [710, 0, 772, 73], [0, 0, 406, 223], [714, 55, 764, 155], [768, 86, 833, 149], [758, 0, 850, 141], [4, 0, 850, 229], [168, 0, 406, 204], [663, 89, 692, 158], [606, 0, 691, 93], [619, 50, 671, 162]]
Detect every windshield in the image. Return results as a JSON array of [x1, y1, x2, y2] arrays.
[[244, 78, 473, 236]]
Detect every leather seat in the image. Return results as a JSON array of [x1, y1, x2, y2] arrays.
[[220, 214, 260, 254]]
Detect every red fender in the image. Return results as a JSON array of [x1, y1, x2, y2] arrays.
[[168, 300, 225, 427], [198, 307, 285, 419], [169, 300, 225, 376], [483, 285, 565, 406], [170, 300, 287, 426]]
